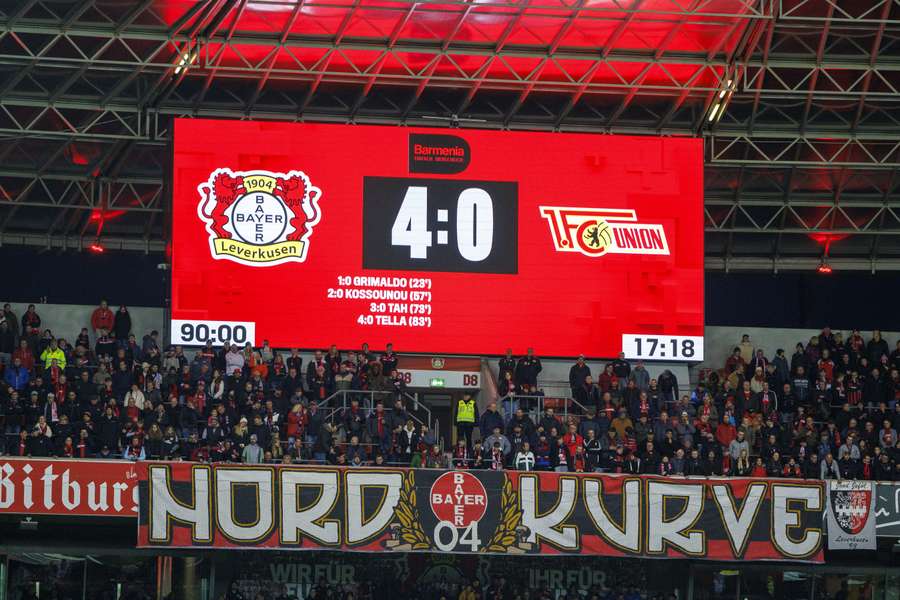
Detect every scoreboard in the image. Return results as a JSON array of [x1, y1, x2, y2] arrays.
[[170, 119, 704, 360]]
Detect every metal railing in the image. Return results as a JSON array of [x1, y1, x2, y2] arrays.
[[498, 392, 590, 424], [316, 389, 431, 431]]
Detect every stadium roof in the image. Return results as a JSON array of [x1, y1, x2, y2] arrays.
[[1, 0, 899, 270]]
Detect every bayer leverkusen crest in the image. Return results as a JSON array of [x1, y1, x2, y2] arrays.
[[197, 168, 322, 267], [831, 485, 872, 535]]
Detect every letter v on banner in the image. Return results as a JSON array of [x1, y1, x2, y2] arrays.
[[710, 482, 767, 557]]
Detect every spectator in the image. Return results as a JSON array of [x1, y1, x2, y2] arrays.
[[498, 371, 518, 420], [4, 357, 29, 391], [567, 354, 591, 396], [123, 435, 145, 461], [738, 334, 754, 363], [90, 300, 115, 335], [40, 338, 66, 370], [820, 452, 841, 479], [242, 434, 264, 463], [481, 426, 511, 458], [629, 360, 649, 392], [515, 348, 542, 388], [514, 441, 535, 471], [498, 349, 516, 381]]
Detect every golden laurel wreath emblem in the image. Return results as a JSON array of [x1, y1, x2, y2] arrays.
[[482, 476, 532, 554], [384, 470, 432, 551]]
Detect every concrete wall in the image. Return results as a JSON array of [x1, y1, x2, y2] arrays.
[[487, 359, 691, 399], [2, 302, 165, 345]]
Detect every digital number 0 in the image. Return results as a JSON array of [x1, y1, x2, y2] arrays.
[[456, 188, 493, 262]]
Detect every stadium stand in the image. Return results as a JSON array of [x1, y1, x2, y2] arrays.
[[2, 300, 898, 484]]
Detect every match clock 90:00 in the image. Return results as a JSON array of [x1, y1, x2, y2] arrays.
[[362, 177, 518, 274]]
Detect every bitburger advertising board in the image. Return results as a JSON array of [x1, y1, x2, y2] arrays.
[[137, 464, 824, 562]]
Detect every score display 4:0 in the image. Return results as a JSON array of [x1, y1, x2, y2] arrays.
[[171, 320, 256, 346]]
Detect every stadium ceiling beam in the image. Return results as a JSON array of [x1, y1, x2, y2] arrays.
[[0, 91, 897, 140], [708, 134, 900, 168], [705, 256, 900, 273], [0, 231, 165, 253], [5, 37, 899, 88], [778, 0, 900, 25]]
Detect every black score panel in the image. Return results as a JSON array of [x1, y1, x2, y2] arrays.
[[362, 176, 518, 274]]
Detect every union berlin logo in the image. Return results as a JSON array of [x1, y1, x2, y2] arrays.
[[539, 206, 670, 257], [197, 168, 322, 267]]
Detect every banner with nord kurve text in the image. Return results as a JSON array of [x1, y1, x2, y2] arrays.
[[137, 464, 825, 562]]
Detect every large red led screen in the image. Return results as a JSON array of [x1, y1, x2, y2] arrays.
[[171, 119, 704, 359]]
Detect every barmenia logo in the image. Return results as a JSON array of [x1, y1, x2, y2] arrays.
[[197, 168, 322, 267], [539, 206, 670, 257]]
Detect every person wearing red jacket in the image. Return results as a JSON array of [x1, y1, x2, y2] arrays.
[[563, 423, 583, 461], [90, 300, 115, 335], [13, 339, 34, 372], [716, 414, 738, 449]]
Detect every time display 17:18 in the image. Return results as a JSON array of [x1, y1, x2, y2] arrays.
[[621, 334, 705, 361], [362, 177, 518, 274]]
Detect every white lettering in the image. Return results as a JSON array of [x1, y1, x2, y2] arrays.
[[215, 468, 275, 542], [61, 469, 81, 511], [772, 484, 822, 558], [345, 472, 402, 544], [149, 465, 212, 543], [712, 483, 767, 556], [520, 476, 578, 550], [647, 481, 705, 555], [280, 470, 340, 545], [584, 478, 641, 552]]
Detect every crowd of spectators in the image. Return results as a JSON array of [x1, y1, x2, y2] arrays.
[[3, 300, 900, 481], [220, 579, 672, 600]]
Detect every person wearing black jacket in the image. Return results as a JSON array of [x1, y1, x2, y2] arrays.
[[803, 453, 820, 479], [499, 349, 516, 381], [875, 453, 894, 481], [568, 355, 591, 395], [683, 448, 703, 475], [516, 348, 542, 387], [584, 430, 602, 472], [700, 450, 720, 476], [611, 353, 631, 380], [640, 440, 660, 474], [574, 376, 600, 411], [658, 370, 679, 411], [868, 331, 890, 365]]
